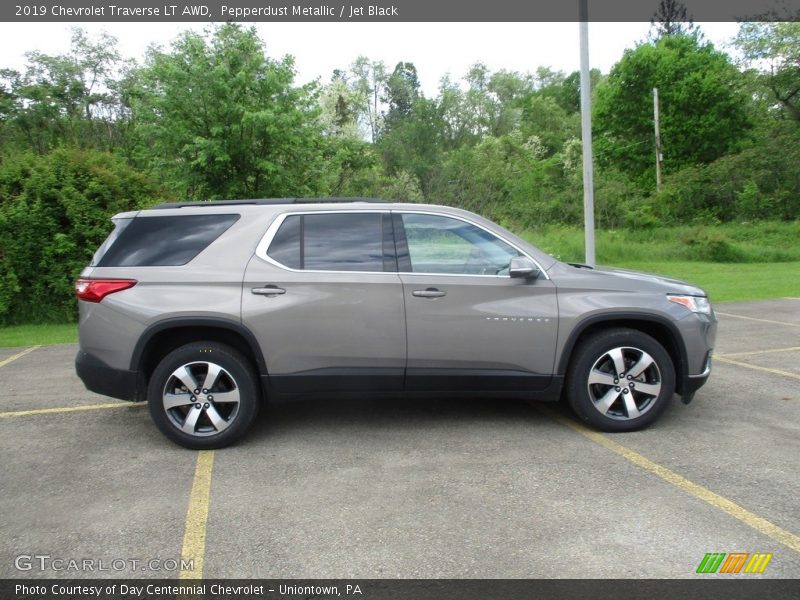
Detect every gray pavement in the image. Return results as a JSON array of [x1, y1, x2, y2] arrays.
[[1, 299, 799, 579]]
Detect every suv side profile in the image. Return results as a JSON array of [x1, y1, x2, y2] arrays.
[[75, 199, 716, 449]]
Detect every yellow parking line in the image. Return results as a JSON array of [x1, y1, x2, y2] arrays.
[[0, 345, 41, 368], [0, 402, 145, 418], [715, 356, 800, 381], [179, 450, 215, 580], [537, 405, 800, 554], [718, 346, 800, 358], [715, 311, 800, 328]]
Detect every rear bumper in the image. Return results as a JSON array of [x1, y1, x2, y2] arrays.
[[75, 350, 141, 401]]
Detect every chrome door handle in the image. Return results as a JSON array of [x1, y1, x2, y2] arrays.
[[412, 288, 446, 298], [252, 286, 286, 296]]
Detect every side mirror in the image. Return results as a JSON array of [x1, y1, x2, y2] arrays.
[[509, 256, 540, 279]]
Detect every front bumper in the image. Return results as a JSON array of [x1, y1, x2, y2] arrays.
[[681, 350, 713, 404], [75, 350, 141, 401]]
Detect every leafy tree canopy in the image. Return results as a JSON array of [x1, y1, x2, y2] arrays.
[[735, 22, 800, 122], [593, 33, 751, 185], [126, 23, 327, 199]]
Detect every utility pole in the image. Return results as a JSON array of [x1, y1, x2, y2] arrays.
[[579, 0, 595, 267], [653, 87, 663, 192]]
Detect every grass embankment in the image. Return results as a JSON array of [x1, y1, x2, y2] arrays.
[[0, 222, 797, 347], [0, 323, 77, 348], [521, 221, 800, 303]]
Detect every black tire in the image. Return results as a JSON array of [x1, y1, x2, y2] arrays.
[[147, 342, 259, 449], [565, 328, 675, 432]]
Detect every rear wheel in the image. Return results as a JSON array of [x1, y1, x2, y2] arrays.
[[566, 329, 675, 432], [147, 342, 259, 449]]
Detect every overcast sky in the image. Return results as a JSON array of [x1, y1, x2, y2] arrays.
[[0, 22, 741, 95]]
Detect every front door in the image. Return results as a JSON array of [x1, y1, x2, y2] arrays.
[[394, 212, 558, 391]]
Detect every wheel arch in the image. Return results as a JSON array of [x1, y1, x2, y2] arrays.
[[558, 313, 689, 396], [131, 318, 267, 396]]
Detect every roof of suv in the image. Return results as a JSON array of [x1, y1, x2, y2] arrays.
[[153, 198, 383, 209], [126, 198, 473, 220]]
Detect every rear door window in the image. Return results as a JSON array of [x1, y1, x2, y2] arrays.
[[266, 213, 393, 272], [266, 215, 301, 270]]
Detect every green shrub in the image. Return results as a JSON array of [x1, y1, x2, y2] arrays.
[[651, 127, 800, 224], [0, 149, 165, 324], [679, 228, 747, 262]]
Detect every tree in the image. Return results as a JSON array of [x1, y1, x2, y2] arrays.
[[350, 56, 388, 143], [377, 96, 445, 192], [318, 75, 365, 139], [735, 22, 800, 122], [439, 63, 533, 140], [593, 34, 751, 184], [536, 69, 603, 115], [0, 70, 20, 147], [127, 24, 327, 199], [438, 75, 474, 148], [384, 61, 420, 126], [0, 28, 123, 153], [463, 63, 496, 136], [519, 95, 578, 156], [649, 0, 696, 40]]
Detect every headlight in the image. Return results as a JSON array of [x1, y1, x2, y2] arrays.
[[667, 294, 712, 314]]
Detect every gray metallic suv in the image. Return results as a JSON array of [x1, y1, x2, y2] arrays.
[[75, 199, 716, 449]]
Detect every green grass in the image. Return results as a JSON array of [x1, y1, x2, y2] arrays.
[[608, 262, 800, 303], [519, 221, 800, 302], [0, 323, 77, 348], [521, 221, 800, 264]]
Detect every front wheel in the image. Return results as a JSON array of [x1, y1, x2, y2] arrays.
[[147, 342, 259, 449], [565, 329, 675, 432]]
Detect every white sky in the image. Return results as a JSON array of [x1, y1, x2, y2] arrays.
[[0, 22, 741, 95]]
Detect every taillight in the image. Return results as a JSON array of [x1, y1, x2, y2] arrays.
[[75, 278, 137, 303]]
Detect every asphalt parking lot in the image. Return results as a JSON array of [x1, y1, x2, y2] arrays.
[[1, 299, 799, 579]]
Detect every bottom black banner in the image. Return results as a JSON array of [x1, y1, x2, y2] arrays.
[[3, 579, 800, 600]]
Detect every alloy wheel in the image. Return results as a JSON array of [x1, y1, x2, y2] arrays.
[[586, 346, 662, 421], [161, 361, 241, 436]]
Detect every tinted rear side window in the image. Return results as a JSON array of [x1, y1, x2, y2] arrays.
[[97, 214, 240, 267], [266, 213, 391, 272], [266, 215, 301, 269], [304, 213, 383, 271]]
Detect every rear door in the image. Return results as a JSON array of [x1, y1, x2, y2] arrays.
[[394, 211, 558, 392], [242, 210, 407, 393]]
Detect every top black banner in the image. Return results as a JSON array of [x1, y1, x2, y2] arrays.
[[2, 0, 800, 22]]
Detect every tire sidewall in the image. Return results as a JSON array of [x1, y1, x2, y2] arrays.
[[566, 329, 676, 432], [147, 342, 259, 449]]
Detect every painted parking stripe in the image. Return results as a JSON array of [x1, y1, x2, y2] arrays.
[[179, 450, 215, 580], [536, 405, 800, 554], [715, 311, 800, 328], [715, 356, 800, 381], [0, 402, 145, 418], [0, 345, 41, 368], [717, 346, 800, 358]]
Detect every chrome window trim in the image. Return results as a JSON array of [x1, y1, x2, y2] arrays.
[[254, 209, 549, 280], [255, 210, 393, 275]]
